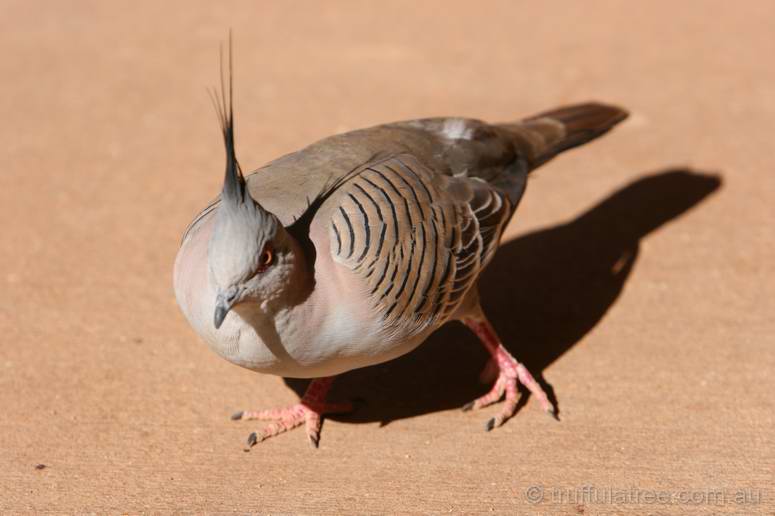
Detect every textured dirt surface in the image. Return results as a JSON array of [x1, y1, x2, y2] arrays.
[[1, 1, 773, 514]]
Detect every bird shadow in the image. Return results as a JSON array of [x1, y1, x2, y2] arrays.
[[284, 168, 722, 425]]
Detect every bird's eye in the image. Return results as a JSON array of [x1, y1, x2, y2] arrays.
[[257, 243, 274, 272]]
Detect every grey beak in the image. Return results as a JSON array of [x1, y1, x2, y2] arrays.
[[213, 292, 236, 329]]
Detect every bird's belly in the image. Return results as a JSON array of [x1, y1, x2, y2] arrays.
[[199, 304, 429, 379], [288, 303, 432, 378], [225, 295, 432, 378]]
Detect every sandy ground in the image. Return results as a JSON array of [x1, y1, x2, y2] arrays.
[[1, 1, 773, 514]]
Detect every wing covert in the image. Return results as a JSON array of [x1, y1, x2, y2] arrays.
[[329, 154, 512, 336]]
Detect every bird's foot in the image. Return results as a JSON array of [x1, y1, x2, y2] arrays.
[[232, 401, 353, 450], [231, 377, 352, 450], [463, 344, 554, 430]]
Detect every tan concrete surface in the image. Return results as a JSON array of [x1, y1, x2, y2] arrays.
[[1, 1, 773, 513]]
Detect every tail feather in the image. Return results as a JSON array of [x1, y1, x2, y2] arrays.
[[501, 102, 629, 168]]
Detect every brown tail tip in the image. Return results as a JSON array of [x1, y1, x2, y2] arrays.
[[528, 101, 629, 128], [528, 102, 629, 158]]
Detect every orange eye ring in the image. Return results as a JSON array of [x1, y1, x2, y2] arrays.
[[257, 244, 274, 272]]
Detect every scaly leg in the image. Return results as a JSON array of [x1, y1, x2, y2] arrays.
[[463, 313, 554, 430], [232, 377, 353, 449]]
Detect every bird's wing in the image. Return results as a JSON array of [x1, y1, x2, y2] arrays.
[[326, 153, 512, 337]]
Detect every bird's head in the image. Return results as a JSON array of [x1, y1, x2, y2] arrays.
[[206, 42, 299, 329]]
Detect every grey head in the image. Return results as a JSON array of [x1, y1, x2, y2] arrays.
[[207, 43, 297, 329]]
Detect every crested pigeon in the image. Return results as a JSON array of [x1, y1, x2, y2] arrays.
[[173, 47, 628, 449]]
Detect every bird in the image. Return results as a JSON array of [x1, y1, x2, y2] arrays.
[[173, 44, 628, 450]]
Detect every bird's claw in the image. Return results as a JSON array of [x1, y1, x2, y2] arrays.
[[463, 345, 552, 430], [233, 399, 354, 450]]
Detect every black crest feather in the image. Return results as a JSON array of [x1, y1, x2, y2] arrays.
[[208, 32, 245, 204]]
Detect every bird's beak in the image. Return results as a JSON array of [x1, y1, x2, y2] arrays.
[[213, 292, 236, 329]]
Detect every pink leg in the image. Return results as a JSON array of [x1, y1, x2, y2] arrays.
[[232, 377, 353, 449], [463, 315, 553, 429]]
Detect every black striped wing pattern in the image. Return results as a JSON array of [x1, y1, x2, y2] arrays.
[[329, 154, 512, 336]]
